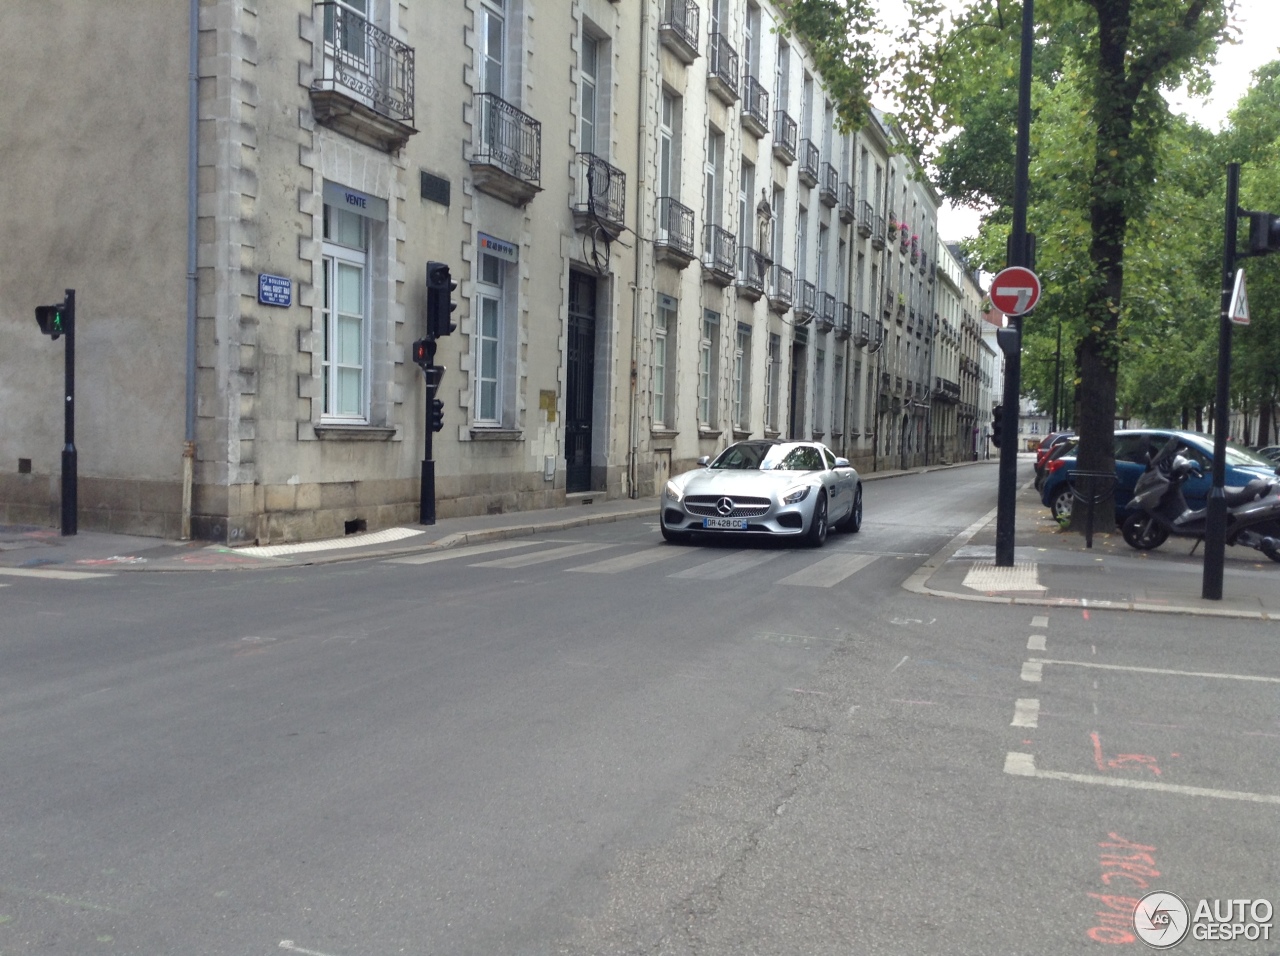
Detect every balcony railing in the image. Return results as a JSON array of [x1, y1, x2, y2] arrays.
[[573, 152, 625, 232], [655, 197, 695, 264], [658, 0, 699, 63], [871, 213, 886, 249], [312, 2, 416, 150], [869, 320, 884, 352], [855, 310, 871, 347], [772, 111, 797, 164], [838, 183, 855, 224], [819, 163, 838, 207], [857, 199, 873, 238], [768, 264, 793, 312], [795, 279, 818, 324], [835, 302, 853, 340], [919, 250, 929, 275], [798, 139, 820, 187], [703, 223, 737, 284], [707, 33, 740, 104], [737, 246, 769, 299], [741, 75, 769, 137], [472, 92, 541, 203], [817, 292, 836, 333]]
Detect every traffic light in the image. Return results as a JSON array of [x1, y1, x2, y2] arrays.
[[991, 404, 1003, 448], [1246, 211, 1280, 256], [430, 398, 445, 433], [411, 338, 430, 368], [426, 260, 457, 338], [35, 303, 66, 340]]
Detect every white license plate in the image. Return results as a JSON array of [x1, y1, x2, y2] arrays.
[[701, 517, 748, 530]]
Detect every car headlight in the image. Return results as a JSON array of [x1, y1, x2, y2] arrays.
[[664, 480, 684, 503], [782, 484, 811, 504]]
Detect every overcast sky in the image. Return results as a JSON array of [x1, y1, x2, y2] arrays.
[[936, 0, 1280, 241]]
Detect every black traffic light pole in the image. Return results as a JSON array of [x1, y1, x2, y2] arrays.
[[62, 289, 77, 536], [994, 0, 1035, 567], [418, 261, 457, 525], [420, 338, 439, 526]]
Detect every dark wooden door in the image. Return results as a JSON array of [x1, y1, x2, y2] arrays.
[[566, 271, 597, 493]]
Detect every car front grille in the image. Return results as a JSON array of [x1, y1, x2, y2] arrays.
[[684, 494, 772, 518]]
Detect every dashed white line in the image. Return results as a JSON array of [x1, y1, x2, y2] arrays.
[[0, 567, 113, 580], [1012, 698, 1040, 728], [280, 942, 344, 956], [1029, 658, 1280, 684], [1021, 661, 1044, 683], [1030, 614, 1049, 629], [1027, 634, 1046, 652]]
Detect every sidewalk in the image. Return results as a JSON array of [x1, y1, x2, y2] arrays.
[[0, 460, 960, 575], [907, 470, 1280, 620]]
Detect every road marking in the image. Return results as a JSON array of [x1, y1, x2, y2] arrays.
[[1004, 752, 1280, 805], [891, 655, 909, 672], [385, 539, 550, 565], [0, 567, 113, 581], [1031, 614, 1049, 628], [1029, 658, 1280, 684], [1021, 661, 1044, 682], [565, 546, 689, 574], [1027, 634, 1047, 651], [669, 549, 785, 580], [280, 942, 345, 956], [1012, 698, 1040, 727], [236, 526, 424, 557], [777, 552, 877, 587], [470, 542, 616, 568], [962, 561, 1045, 592]]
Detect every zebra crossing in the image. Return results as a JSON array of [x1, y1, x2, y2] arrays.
[[385, 537, 883, 588]]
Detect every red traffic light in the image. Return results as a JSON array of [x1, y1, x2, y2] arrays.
[[411, 338, 431, 367]]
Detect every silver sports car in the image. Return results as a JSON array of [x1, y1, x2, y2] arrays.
[[660, 439, 862, 547]]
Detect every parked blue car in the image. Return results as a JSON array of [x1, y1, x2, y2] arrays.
[[1039, 429, 1280, 522]]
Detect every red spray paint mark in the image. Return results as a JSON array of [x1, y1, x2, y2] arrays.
[[1086, 834, 1161, 943], [1092, 732, 1161, 776]]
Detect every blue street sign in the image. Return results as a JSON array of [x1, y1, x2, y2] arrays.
[[258, 273, 292, 307]]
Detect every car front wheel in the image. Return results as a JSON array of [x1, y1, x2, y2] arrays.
[[836, 485, 862, 533], [805, 492, 829, 547]]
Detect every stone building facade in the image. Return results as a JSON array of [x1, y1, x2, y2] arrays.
[[0, 0, 947, 543]]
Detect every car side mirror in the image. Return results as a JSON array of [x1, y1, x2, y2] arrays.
[[834, 457, 850, 469], [697, 456, 711, 467]]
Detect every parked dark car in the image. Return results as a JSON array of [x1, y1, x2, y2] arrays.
[[1033, 432, 1075, 491], [1039, 429, 1280, 522]]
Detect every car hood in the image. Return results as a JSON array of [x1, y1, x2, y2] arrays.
[[672, 469, 814, 497]]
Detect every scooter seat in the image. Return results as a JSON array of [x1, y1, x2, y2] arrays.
[[1224, 478, 1274, 508]]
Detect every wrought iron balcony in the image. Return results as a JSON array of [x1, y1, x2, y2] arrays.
[[838, 183, 855, 224], [702, 224, 737, 285], [795, 279, 817, 324], [934, 376, 961, 403], [707, 33, 740, 105], [655, 197, 695, 267], [871, 319, 885, 352], [573, 152, 625, 236], [817, 292, 836, 333], [798, 139, 820, 188], [835, 302, 853, 340], [658, 0, 699, 64], [471, 92, 542, 206], [772, 111, 797, 165], [856, 199, 874, 238], [737, 246, 769, 300], [741, 76, 769, 138], [854, 310, 871, 347], [819, 163, 838, 207], [871, 213, 886, 249], [920, 250, 929, 275], [311, 2, 416, 152], [768, 264, 793, 313]]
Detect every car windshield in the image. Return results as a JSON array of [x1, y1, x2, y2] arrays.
[[1223, 441, 1278, 468], [709, 442, 824, 471]]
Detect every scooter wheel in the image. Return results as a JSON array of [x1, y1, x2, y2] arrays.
[[1122, 513, 1168, 550]]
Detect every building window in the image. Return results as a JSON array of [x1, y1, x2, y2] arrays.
[[738, 160, 755, 251], [474, 252, 505, 424], [699, 309, 720, 427], [479, 0, 505, 98], [705, 126, 724, 227], [659, 90, 680, 201], [771, 185, 785, 264], [321, 203, 369, 421], [766, 333, 781, 432], [814, 347, 826, 436], [797, 206, 808, 281], [580, 35, 598, 154], [734, 323, 752, 431], [324, 0, 370, 60], [832, 353, 844, 436], [653, 295, 676, 428]]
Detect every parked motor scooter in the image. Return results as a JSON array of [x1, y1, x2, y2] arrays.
[[1121, 437, 1280, 562]]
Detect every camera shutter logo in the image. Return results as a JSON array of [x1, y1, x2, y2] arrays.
[[1134, 891, 1190, 949]]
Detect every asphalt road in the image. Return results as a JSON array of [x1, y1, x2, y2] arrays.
[[3, 463, 1279, 954]]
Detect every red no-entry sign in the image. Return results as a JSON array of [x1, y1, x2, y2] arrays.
[[989, 266, 1042, 317]]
